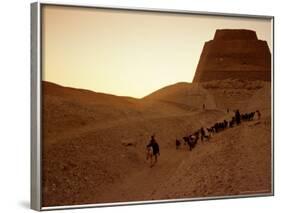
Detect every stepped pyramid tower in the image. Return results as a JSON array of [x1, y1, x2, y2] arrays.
[[193, 29, 271, 82]]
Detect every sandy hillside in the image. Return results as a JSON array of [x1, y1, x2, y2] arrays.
[[42, 79, 272, 206]]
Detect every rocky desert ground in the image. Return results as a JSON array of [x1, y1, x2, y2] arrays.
[[42, 79, 272, 207]]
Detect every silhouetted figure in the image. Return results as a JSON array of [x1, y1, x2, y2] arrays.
[[224, 120, 228, 128], [203, 104, 206, 110], [235, 109, 241, 125], [176, 139, 181, 149], [227, 108, 229, 113], [146, 135, 160, 167]]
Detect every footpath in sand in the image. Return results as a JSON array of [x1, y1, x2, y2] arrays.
[[96, 114, 271, 203]]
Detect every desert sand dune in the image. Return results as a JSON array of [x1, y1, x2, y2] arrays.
[[96, 117, 271, 203], [42, 79, 271, 206], [144, 82, 216, 109]]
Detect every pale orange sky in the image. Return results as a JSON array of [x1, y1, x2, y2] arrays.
[[42, 5, 272, 98]]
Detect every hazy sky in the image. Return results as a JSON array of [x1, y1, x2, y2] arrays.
[[42, 5, 272, 98]]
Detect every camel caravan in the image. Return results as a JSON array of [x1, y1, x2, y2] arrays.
[[178, 109, 261, 151]]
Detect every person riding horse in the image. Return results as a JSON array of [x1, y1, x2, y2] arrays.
[[146, 135, 160, 167]]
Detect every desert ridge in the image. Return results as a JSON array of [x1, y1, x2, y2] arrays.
[[42, 79, 271, 206]]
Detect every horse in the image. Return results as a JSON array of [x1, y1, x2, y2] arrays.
[[183, 134, 198, 151]]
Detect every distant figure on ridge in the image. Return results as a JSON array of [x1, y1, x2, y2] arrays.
[[203, 103, 206, 110], [146, 135, 160, 167]]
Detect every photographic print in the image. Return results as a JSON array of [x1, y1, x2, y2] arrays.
[[32, 3, 273, 210]]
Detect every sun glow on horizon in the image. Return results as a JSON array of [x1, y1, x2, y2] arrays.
[[42, 5, 272, 98]]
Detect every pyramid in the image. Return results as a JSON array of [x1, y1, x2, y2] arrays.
[[193, 29, 271, 82]]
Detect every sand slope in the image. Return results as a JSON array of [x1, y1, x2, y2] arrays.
[[42, 80, 271, 206]]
